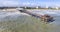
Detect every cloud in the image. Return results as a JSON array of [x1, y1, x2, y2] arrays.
[[19, 0, 60, 7], [19, 2, 40, 6], [0, 0, 19, 7], [0, 0, 60, 7]]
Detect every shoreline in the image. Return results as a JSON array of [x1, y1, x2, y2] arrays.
[[26, 9, 60, 11]]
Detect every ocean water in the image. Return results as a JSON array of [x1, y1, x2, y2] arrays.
[[31, 10, 60, 24], [0, 10, 60, 32]]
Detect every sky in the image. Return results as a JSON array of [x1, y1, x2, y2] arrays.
[[0, 0, 60, 7]]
